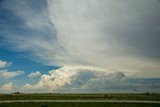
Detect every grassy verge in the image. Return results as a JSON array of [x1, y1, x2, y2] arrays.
[[0, 93, 160, 101], [0, 102, 160, 107]]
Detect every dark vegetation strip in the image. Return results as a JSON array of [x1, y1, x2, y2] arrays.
[[0, 102, 160, 107], [0, 93, 160, 101]]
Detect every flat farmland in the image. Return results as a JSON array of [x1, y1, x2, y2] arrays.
[[0, 93, 160, 101], [0, 93, 160, 107]]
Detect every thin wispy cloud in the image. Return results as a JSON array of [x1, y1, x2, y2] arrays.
[[0, 70, 24, 79], [0, 60, 24, 79], [1, 0, 160, 74]]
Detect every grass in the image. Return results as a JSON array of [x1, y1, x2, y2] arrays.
[[0, 93, 159, 107], [0, 93, 160, 101], [0, 102, 160, 107]]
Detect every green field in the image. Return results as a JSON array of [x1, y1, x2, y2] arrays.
[[0, 102, 160, 107], [0, 93, 160, 107], [0, 93, 160, 101]]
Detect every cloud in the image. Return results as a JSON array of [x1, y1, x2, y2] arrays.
[[0, 60, 24, 79], [23, 66, 127, 92], [157, 26, 160, 32], [0, 70, 24, 79], [28, 71, 41, 78], [1, 0, 49, 30], [0, 60, 12, 68], [1, 0, 160, 93], [0, 83, 13, 91], [1, 0, 160, 78], [23, 66, 160, 93], [24, 66, 78, 91], [46, 0, 160, 66]]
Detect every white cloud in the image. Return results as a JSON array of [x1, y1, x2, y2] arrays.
[[24, 66, 77, 90], [0, 83, 13, 91], [22, 66, 160, 93], [23, 66, 127, 92], [0, 60, 12, 68], [0, 60, 24, 79], [28, 71, 41, 78], [0, 70, 24, 79]]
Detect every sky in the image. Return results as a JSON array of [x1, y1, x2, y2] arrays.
[[0, 0, 160, 93]]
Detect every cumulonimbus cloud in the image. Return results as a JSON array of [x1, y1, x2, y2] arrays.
[[23, 66, 126, 92], [22, 65, 160, 93]]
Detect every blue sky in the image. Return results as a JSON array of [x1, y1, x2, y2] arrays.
[[0, 0, 160, 93]]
